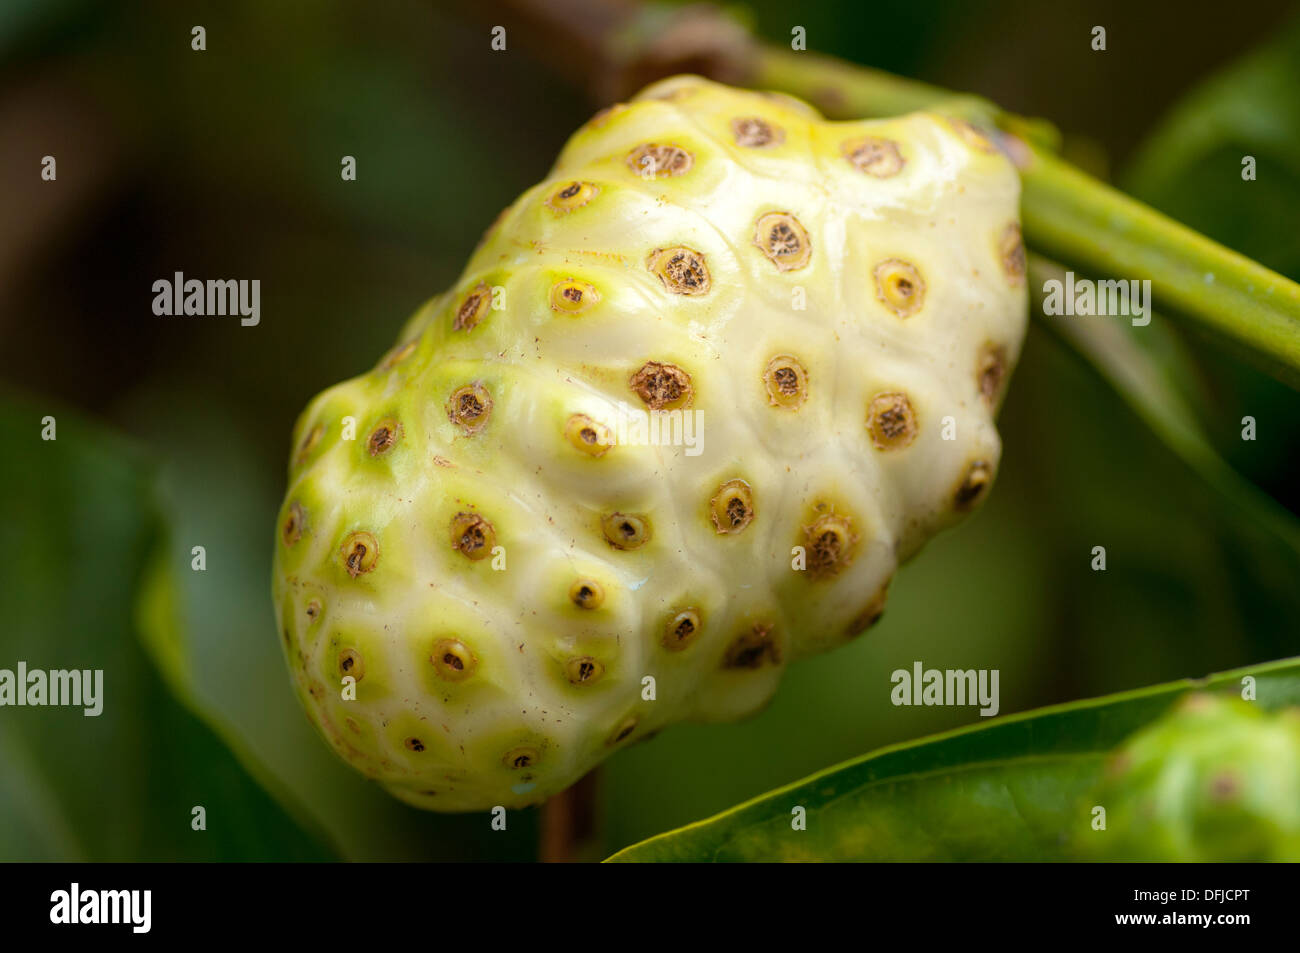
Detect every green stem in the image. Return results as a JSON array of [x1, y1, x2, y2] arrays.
[[1022, 153, 1300, 385], [753, 47, 959, 117], [752, 48, 1300, 386]]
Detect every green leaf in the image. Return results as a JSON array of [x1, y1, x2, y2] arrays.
[[605, 657, 1300, 862], [0, 397, 335, 861]]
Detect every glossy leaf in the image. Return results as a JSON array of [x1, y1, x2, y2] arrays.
[[0, 398, 335, 861], [606, 658, 1300, 861]]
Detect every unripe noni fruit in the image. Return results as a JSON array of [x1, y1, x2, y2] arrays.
[[272, 76, 1028, 811], [1076, 693, 1300, 862]]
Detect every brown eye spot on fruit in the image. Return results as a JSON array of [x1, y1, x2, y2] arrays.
[[976, 344, 1008, 409], [447, 383, 493, 434], [867, 392, 918, 450], [431, 638, 477, 681], [340, 531, 379, 578], [569, 579, 605, 610], [565, 655, 605, 685], [646, 246, 710, 295], [454, 282, 492, 331], [450, 512, 496, 561], [606, 716, 638, 746], [763, 355, 808, 409], [338, 648, 365, 681], [753, 212, 811, 272], [629, 361, 693, 410], [549, 278, 600, 315], [564, 414, 615, 456], [601, 512, 651, 550], [1208, 770, 1242, 803], [627, 143, 693, 178], [663, 608, 701, 651], [874, 259, 926, 317], [723, 623, 781, 669], [999, 223, 1026, 285], [954, 460, 994, 509], [947, 116, 998, 153], [282, 502, 305, 546], [296, 424, 323, 466], [843, 136, 905, 177], [367, 418, 401, 457], [404, 737, 426, 753], [503, 746, 539, 770], [731, 116, 784, 148], [710, 479, 755, 534], [305, 600, 322, 624], [803, 512, 858, 579], [545, 180, 599, 214]]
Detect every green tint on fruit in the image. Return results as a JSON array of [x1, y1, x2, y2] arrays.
[[272, 76, 1028, 811]]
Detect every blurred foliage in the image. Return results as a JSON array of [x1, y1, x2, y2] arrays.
[[0, 398, 333, 860], [1123, 13, 1300, 512], [1032, 256, 1300, 593], [1126, 16, 1300, 282], [610, 660, 1300, 861], [0, 0, 1297, 861]]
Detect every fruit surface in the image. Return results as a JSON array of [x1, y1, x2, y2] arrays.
[[273, 75, 1028, 811], [1078, 693, 1300, 862]]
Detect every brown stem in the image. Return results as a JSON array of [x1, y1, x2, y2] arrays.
[[460, 0, 757, 102], [539, 769, 603, 862]]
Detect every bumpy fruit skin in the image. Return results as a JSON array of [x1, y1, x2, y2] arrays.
[[1078, 694, 1300, 862], [272, 76, 1027, 811]]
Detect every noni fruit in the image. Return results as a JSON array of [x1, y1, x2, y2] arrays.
[[1078, 693, 1300, 862], [273, 75, 1028, 811]]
